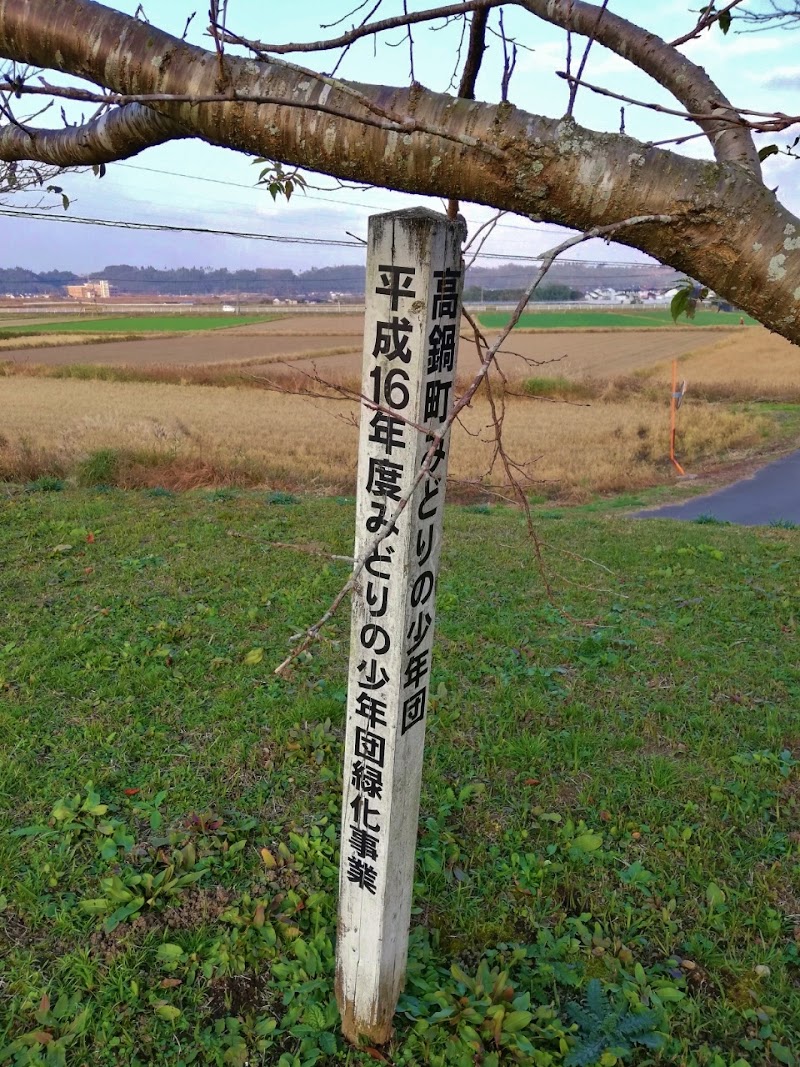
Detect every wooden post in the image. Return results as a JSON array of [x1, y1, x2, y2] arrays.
[[335, 208, 464, 1045], [670, 358, 686, 475]]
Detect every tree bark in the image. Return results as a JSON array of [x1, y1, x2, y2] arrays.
[[1, 0, 799, 344], [0, 103, 184, 165]]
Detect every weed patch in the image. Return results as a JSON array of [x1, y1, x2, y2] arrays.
[[0, 492, 798, 1064]]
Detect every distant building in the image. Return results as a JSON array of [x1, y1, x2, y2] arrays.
[[66, 280, 111, 300]]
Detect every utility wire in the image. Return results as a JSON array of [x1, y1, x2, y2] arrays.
[[114, 161, 573, 238], [0, 206, 361, 247], [0, 205, 678, 269]]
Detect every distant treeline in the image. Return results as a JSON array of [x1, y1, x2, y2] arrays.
[[0, 259, 681, 297], [0, 264, 365, 297], [462, 283, 583, 302]]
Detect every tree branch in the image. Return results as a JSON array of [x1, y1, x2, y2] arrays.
[[668, 0, 746, 47], [1, 0, 799, 345], [0, 101, 184, 165], [217, 0, 505, 54], [518, 0, 762, 175]]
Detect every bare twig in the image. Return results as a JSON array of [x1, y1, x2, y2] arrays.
[[498, 10, 518, 102], [220, 0, 504, 55], [668, 0, 746, 47], [275, 212, 676, 674], [567, 0, 609, 116], [2, 76, 506, 159]]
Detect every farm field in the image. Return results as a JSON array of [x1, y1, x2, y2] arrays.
[[0, 375, 769, 497], [646, 329, 800, 400], [1, 313, 796, 497], [478, 307, 756, 329], [1, 491, 798, 1064], [1, 313, 277, 334], [254, 326, 732, 381], [1, 315, 733, 377], [0, 333, 362, 366]]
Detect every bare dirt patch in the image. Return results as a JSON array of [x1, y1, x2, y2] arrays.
[[253, 327, 732, 382], [1, 333, 363, 367], [225, 312, 366, 336]]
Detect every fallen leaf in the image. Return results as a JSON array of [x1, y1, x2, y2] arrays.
[[260, 847, 277, 869], [87, 532, 95, 543], [365, 1048, 389, 1063], [600, 810, 612, 822], [124, 788, 140, 796], [160, 978, 182, 988], [523, 778, 540, 786]]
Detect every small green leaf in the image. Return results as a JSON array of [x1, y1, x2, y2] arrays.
[[244, 648, 264, 665], [80, 898, 110, 915], [154, 1003, 181, 1023], [51, 799, 75, 821], [655, 986, 685, 1002], [503, 1010, 533, 1032], [104, 897, 144, 932], [670, 287, 691, 323], [718, 8, 732, 33], [772, 1044, 795, 1065], [758, 144, 780, 162], [318, 1032, 336, 1054], [572, 833, 603, 852], [706, 881, 726, 909], [157, 944, 184, 964]]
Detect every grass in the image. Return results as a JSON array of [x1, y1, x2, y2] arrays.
[[0, 376, 771, 498], [0, 489, 799, 1066], [478, 309, 756, 330], [0, 314, 277, 336]]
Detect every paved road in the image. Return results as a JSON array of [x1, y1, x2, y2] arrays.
[[636, 450, 800, 526]]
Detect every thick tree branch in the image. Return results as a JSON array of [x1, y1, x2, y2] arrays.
[[1, 0, 799, 346], [0, 100, 184, 164]]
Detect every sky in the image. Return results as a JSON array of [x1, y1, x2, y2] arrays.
[[2, 0, 800, 275]]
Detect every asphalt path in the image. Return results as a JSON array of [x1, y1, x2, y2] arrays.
[[636, 450, 800, 526]]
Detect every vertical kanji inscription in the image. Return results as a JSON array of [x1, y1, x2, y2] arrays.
[[335, 208, 464, 1046]]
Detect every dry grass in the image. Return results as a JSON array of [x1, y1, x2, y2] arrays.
[[0, 332, 137, 351], [0, 376, 768, 499], [645, 329, 800, 401]]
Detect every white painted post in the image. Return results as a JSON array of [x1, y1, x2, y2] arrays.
[[335, 208, 465, 1045]]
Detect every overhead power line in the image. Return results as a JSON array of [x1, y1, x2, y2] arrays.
[[0, 206, 677, 269], [115, 161, 573, 237], [0, 206, 362, 247]]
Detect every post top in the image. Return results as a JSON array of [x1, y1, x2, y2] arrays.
[[371, 206, 448, 223], [368, 206, 467, 247]]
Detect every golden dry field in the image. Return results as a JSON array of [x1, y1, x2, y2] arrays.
[[646, 328, 800, 399], [0, 375, 769, 498], [0, 315, 795, 498]]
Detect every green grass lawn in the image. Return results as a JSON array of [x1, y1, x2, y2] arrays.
[[1, 488, 798, 1066], [0, 314, 277, 336], [478, 309, 756, 330]]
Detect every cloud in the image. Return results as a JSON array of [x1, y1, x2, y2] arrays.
[[763, 71, 800, 90]]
